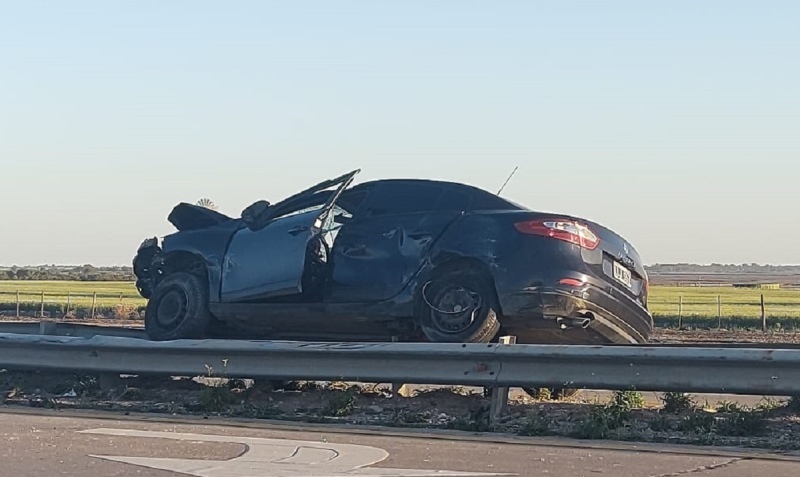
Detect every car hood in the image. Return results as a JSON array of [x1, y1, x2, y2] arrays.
[[167, 203, 234, 231]]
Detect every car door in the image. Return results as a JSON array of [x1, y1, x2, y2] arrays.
[[220, 208, 322, 302], [325, 182, 470, 303], [220, 170, 358, 303]]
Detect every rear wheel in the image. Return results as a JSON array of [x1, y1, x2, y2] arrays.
[[522, 387, 582, 401], [145, 272, 212, 341], [418, 270, 500, 344]]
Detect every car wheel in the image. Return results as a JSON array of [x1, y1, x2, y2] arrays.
[[145, 272, 212, 341], [522, 387, 582, 400], [418, 270, 501, 343]]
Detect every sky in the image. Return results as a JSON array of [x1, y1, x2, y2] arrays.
[[1, 1, 798, 266]]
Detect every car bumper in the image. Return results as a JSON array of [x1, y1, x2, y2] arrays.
[[498, 283, 653, 345]]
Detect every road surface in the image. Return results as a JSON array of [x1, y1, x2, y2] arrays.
[[1, 409, 798, 476]]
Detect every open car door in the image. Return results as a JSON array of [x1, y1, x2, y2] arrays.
[[220, 170, 359, 303]]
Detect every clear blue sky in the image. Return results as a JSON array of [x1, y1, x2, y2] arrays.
[[1, 1, 798, 266]]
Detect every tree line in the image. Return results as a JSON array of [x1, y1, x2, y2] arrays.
[[0, 265, 135, 282]]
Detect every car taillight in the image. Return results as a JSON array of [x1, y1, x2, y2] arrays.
[[514, 219, 600, 250]]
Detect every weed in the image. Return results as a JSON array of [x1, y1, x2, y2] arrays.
[[200, 386, 235, 413], [200, 359, 235, 413], [717, 410, 769, 437], [680, 411, 717, 434], [447, 406, 491, 433], [524, 388, 552, 401], [518, 413, 551, 437], [755, 397, 782, 413], [679, 407, 769, 437], [661, 392, 696, 414], [571, 404, 630, 440], [611, 390, 646, 411], [716, 400, 743, 413], [323, 390, 357, 417], [649, 413, 674, 432]]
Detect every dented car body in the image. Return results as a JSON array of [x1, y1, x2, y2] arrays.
[[133, 169, 653, 345]]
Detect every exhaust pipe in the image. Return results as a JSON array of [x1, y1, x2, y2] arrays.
[[557, 312, 593, 330]]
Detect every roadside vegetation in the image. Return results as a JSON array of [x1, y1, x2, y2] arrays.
[[4, 372, 799, 450]]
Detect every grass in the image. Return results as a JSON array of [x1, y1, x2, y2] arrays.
[[1, 281, 799, 329], [661, 392, 696, 414], [648, 286, 800, 329], [0, 281, 144, 307]]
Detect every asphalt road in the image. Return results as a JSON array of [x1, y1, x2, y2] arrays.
[[2, 410, 799, 477]]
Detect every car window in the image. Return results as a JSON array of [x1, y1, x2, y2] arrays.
[[366, 183, 444, 216], [436, 189, 473, 211]]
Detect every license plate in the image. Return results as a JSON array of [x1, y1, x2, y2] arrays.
[[612, 261, 632, 288]]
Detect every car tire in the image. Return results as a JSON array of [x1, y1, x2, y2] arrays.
[[144, 272, 212, 341], [522, 387, 582, 401], [418, 270, 501, 344]]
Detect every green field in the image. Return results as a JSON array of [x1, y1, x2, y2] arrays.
[[1, 281, 799, 328], [648, 286, 800, 328], [0, 281, 144, 318]]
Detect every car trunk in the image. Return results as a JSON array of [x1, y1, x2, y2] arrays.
[[582, 221, 648, 307]]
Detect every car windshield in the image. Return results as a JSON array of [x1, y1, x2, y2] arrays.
[[264, 169, 360, 220]]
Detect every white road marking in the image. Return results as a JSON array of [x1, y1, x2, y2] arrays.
[[80, 428, 511, 477]]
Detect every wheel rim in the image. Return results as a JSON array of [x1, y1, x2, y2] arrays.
[[429, 284, 483, 334], [155, 286, 189, 329]]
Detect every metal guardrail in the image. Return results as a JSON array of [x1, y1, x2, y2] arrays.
[[3, 320, 800, 349], [1, 332, 800, 396], [0, 321, 146, 339]]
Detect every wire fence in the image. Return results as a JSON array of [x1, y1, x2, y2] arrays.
[[649, 292, 800, 330], [3, 287, 800, 330], [0, 290, 145, 320]]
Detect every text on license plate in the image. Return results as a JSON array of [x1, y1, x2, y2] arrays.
[[612, 261, 632, 288]]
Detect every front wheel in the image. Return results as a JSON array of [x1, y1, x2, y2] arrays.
[[418, 270, 501, 344], [145, 272, 212, 341]]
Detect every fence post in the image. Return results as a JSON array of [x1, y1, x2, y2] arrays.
[[40, 291, 45, 318], [678, 296, 683, 329], [761, 294, 767, 332], [91, 292, 97, 319], [16, 290, 20, 318], [65, 292, 71, 318], [717, 295, 722, 329]]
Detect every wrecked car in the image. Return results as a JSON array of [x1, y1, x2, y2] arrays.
[[133, 169, 652, 347]]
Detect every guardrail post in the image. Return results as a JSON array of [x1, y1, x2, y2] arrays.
[[16, 291, 20, 318], [391, 336, 411, 399], [91, 292, 97, 319], [65, 292, 71, 319], [40, 291, 45, 318], [678, 296, 683, 328], [39, 320, 57, 335], [490, 335, 516, 424], [761, 294, 767, 332]]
